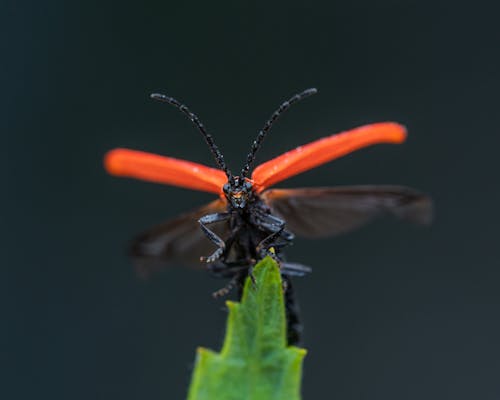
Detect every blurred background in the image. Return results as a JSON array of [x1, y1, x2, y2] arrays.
[[3, 0, 499, 399]]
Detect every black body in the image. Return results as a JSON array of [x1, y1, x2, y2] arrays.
[[195, 179, 309, 345]]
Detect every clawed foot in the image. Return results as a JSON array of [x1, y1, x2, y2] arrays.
[[200, 247, 224, 263], [212, 283, 235, 298], [211, 273, 242, 298]]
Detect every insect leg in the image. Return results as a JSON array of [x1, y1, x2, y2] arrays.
[[207, 260, 249, 278], [256, 230, 283, 255], [198, 212, 230, 263], [254, 213, 294, 260], [254, 211, 286, 233], [281, 262, 312, 277], [212, 273, 241, 298]]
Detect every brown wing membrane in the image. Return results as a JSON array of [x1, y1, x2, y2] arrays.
[[262, 186, 432, 238], [130, 199, 229, 277]]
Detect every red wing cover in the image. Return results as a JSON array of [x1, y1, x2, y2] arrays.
[[104, 148, 227, 194], [252, 122, 406, 191]]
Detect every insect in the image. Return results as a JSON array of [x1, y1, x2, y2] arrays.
[[104, 88, 432, 344]]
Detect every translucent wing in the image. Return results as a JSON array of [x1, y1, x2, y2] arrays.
[[252, 122, 406, 191], [104, 148, 227, 194], [261, 186, 432, 238], [130, 199, 229, 277]]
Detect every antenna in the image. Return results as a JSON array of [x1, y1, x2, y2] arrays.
[[151, 93, 232, 179], [240, 88, 318, 178]]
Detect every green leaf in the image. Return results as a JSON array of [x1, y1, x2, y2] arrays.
[[187, 257, 306, 400]]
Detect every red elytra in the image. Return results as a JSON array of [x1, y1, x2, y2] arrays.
[[105, 121, 406, 194]]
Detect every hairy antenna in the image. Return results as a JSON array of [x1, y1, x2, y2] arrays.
[[151, 93, 232, 179], [240, 88, 318, 178]]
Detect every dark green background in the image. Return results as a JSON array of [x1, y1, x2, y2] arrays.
[[3, 1, 499, 399]]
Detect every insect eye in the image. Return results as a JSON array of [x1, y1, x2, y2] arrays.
[[244, 181, 252, 189], [223, 183, 230, 193]]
